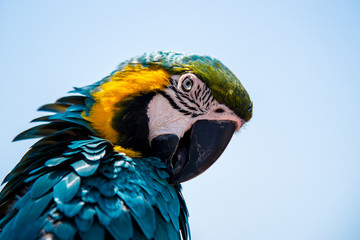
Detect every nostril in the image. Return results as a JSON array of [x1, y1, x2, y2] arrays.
[[214, 108, 225, 113]]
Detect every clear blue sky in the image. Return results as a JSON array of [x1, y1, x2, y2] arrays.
[[1, 1, 359, 239]]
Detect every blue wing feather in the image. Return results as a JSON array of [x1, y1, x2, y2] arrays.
[[0, 97, 190, 240], [53, 172, 81, 203], [30, 171, 66, 199], [78, 221, 105, 240]]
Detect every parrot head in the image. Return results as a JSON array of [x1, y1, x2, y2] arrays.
[[78, 51, 252, 184]]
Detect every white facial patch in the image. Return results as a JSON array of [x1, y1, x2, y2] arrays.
[[146, 73, 244, 144], [147, 94, 192, 141]]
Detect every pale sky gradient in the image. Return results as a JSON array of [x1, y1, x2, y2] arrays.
[[1, 1, 360, 239]]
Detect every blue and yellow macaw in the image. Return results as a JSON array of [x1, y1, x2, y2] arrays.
[[0, 51, 252, 240]]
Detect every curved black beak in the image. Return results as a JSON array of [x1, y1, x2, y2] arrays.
[[151, 120, 236, 184]]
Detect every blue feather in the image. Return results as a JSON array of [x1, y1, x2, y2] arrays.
[[95, 206, 111, 226], [74, 215, 93, 232], [98, 197, 124, 218], [52, 221, 77, 240], [81, 187, 101, 203], [17, 214, 48, 240], [153, 215, 170, 240], [66, 105, 87, 112], [154, 193, 171, 222], [44, 221, 54, 232], [55, 198, 84, 217], [30, 171, 65, 199], [71, 160, 99, 177], [81, 150, 106, 161], [48, 208, 63, 221], [24, 172, 45, 183], [45, 157, 70, 167], [78, 205, 96, 221], [53, 172, 81, 203], [12, 192, 52, 232], [106, 211, 133, 240], [96, 180, 117, 197], [1, 135, 190, 239], [131, 198, 156, 239], [78, 221, 105, 240]]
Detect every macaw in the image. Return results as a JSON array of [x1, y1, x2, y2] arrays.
[[0, 51, 252, 240]]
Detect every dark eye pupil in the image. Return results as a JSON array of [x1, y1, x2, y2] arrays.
[[182, 77, 193, 91]]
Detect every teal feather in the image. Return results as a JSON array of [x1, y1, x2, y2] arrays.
[[44, 221, 54, 232], [30, 171, 65, 199], [154, 193, 171, 222], [45, 157, 70, 167], [52, 221, 77, 240], [71, 160, 99, 177], [154, 214, 179, 240], [28, 166, 45, 174], [153, 215, 170, 240], [81, 150, 106, 161], [81, 187, 100, 204], [95, 206, 111, 226], [82, 144, 107, 154], [78, 221, 105, 240], [0, 210, 16, 230], [106, 212, 133, 240], [53, 172, 81, 203], [66, 105, 87, 112], [55, 199, 84, 218], [49, 208, 63, 221], [0, 219, 13, 240], [18, 214, 48, 240], [63, 150, 82, 156], [84, 176, 116, 197], [97, 197, 123, 218], [96, 180, 117, 198], [12, 192, 52, 230], [123, 196, 156, 239], [68, 138, 102, 150], [132, 230, 148, 240], [49, 111, 84, 120], [78, 205, 96, 221], [74, 215, 93, 232], [1, 125, 190, 240]]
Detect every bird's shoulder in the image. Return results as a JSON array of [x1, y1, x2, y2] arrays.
[[0, 136, 189, 240]]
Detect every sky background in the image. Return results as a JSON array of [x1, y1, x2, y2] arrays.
[[0, 1, 359, 239]]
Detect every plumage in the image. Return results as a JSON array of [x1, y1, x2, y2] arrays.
[[0, 51, 252, 239]]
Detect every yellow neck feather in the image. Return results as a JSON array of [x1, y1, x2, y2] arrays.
[[83, 66, 170, 157]]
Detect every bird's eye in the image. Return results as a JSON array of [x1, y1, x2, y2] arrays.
[[181, 77, 193, 92]]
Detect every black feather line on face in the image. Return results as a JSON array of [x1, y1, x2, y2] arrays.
[[199, 85, 209, 102], [158, 92, 192, 116], [175, 94, 198, 112], [203, 89, 212, 105], [111, 92, 156, 154], [167, 82, 204, 114], [194, 85, 201, 100], [176, 90, 203, 111]]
